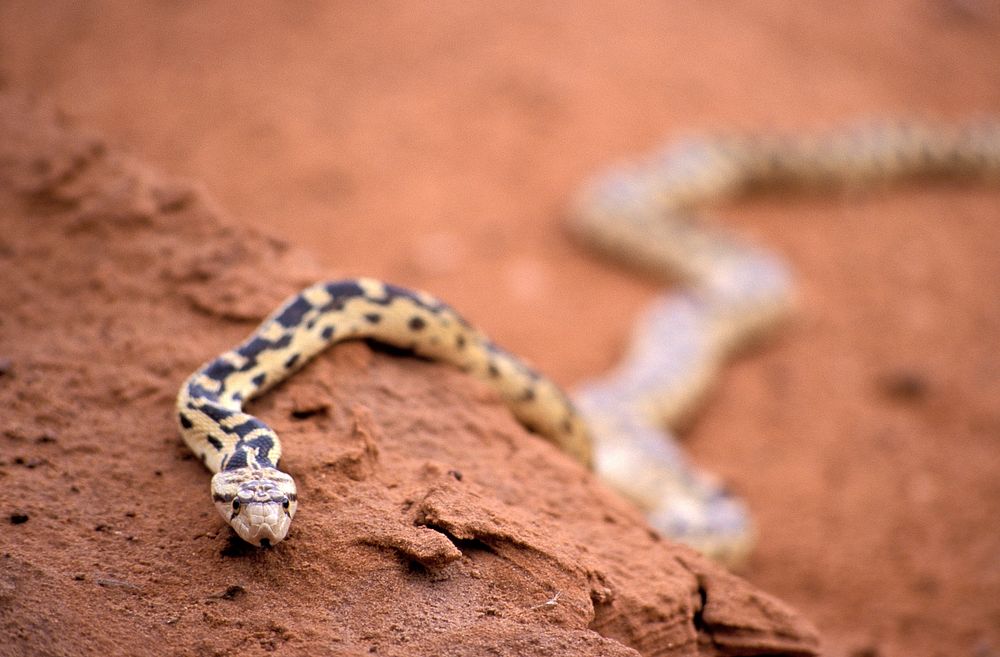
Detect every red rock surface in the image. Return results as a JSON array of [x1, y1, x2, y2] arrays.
[[0, 95, 818, 657], [1, 3, 999, 656]]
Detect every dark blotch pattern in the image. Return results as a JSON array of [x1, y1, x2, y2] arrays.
[[203, 360, 237, 382], [237, 337, 272, 361], [241, 434, 276, 468], [226, 418, 268, 439], [324, 280, 366, 301], [199, 404, 234, 424], [383, 283, 446, 313], [274, 295, 313, 328], [187, 381, 220, 403], [225, 449, 247, 470], [408, 316, 426, 331]]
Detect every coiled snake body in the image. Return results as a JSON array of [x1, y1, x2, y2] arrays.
[[178, 120, 1000, 562]]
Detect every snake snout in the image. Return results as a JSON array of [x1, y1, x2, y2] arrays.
[[238, 500, 292, 546], [210, 468, 298, 547], [230, 480, 296, 546]]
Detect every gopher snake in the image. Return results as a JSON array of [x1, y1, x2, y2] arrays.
[[178, 119, 1000, 562]]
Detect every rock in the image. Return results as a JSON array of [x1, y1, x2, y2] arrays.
[[0, 93, 819, 657]]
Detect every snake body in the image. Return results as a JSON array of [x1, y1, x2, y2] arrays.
[[178, 119, 1000, 559], [177, 279, 591, 546]]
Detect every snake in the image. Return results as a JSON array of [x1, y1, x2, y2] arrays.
[[177, 119, 1000, 562]]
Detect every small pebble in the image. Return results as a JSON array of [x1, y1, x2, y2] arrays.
[[96, 577, 140, 591], [220, 584, 246, 600]]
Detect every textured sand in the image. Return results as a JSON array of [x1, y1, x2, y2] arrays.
[[1, 3, 999, 656]]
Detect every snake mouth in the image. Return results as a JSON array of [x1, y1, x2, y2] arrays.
[[228, 501, 292, 547]]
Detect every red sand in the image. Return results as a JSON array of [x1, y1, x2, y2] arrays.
[[1, 3, 999, 656], [0, 94, 817, 657]]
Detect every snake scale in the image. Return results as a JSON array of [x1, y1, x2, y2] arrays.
[[178, 119, 1000, 563]]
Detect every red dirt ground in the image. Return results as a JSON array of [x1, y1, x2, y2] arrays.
[[0, 93, 818, 657], [1, 2, 999, 656]]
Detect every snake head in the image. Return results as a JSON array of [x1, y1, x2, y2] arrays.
[[211, 467, 298, 547]]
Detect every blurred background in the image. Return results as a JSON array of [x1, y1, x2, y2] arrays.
[[2, 2, 998, 656]]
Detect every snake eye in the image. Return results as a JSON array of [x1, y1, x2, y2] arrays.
[[231, 498, 241, 512], [282, 500, 290, 510]]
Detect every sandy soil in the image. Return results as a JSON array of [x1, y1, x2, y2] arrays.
[[1, 2, 999, 656], [0, 94, 818, 657]]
